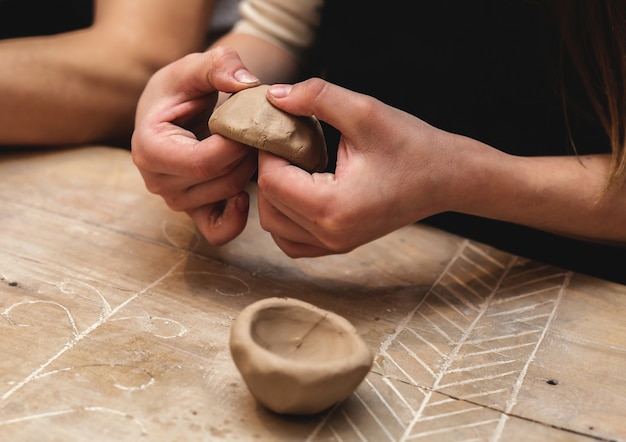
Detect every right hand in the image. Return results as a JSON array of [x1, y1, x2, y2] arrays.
[[131, 46, 261, 246]]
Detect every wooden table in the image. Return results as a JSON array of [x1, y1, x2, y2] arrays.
[[0, 146, 624, 442]]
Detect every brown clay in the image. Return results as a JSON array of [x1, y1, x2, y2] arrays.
[[229, 297, 373, 415], [208, 85, 328, 172]]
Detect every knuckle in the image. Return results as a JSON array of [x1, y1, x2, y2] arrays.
[[163, 194, 187, 212], [222, 180, 245, 199], [352, 94, 379, 121], [304, 77, 327, 95], [211, 45, 235, 62], [313, 209, 355, 251], [258, 216, 271, 233], [282, 248, 302, 259], [303, 77, 329, 107], [143, 181, 162, 195], [140, 174, 165, 195], [130, 143, 148, 170]]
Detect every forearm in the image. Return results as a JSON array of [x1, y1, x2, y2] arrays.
[[446, 134, 626, 245], [0, 32, 146, 146], [210, 32, 301, 86], [0, 0, 212, 147], [208, 0, 324, 86]]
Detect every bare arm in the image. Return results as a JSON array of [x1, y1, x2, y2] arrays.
[[210, 32, 300, 86], [254, 79, 626, 260], [206, 0, 324, 87], [0, 0, 214, 147], [448, 137, 626, 245]]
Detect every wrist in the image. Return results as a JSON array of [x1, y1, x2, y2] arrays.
[[438, 133, 515, 218]]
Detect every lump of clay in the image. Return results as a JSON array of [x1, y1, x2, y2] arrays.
[[229, 297, 373, 415], [208, 85, 328, 172]]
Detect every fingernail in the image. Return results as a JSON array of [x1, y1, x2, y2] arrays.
[[269, 84, 292, 98], [211, 213, 223, 228], [235, 193, 249, 212], [234, 69, 259, 84]]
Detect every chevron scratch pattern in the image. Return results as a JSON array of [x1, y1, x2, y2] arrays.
[[308, 241, 570, 442]]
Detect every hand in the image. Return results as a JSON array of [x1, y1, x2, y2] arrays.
[[256, 78, 458, 257], [131, 47, 261, 246]]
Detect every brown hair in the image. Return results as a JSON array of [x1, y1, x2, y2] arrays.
[[552, 0, 626, 189]]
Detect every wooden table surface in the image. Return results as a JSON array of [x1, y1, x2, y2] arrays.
[[0, 146, 624, 442]]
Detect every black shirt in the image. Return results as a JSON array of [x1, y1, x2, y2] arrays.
[[309, 0, 624, 284], [0, 0, 93, 39]]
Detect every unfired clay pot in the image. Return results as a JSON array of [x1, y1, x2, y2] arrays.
[[229, 297, 373, 415]]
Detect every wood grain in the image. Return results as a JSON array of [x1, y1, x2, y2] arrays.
[[0, 147, 624, 441]]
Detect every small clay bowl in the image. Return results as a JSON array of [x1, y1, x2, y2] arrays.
[[229, 297, 373, 415]]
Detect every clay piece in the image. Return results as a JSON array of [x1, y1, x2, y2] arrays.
[[229, 297, 373, 415], [208, 85, 328, 172]]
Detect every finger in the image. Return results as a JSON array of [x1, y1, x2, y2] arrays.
[[155, 47, 260, 101], [165, 150, 258, 211], [270, 233, 336, 258], [134, 129, 254, 182], [266, 78, 374, 136], [257, 150, 336, 233], [257, 182, 325, 247], [188, 192, 250, 246], [133, 47, 261, 171]]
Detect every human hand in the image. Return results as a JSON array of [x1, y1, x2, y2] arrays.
[[256, 78, 460, 257], [131, 47, 261, 245]]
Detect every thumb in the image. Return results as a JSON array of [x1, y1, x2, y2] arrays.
[[156, 46, 261, 99], [266, 78, 373, 136]]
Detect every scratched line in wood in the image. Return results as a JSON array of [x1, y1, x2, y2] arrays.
[[309, 241, 571, 442], [0, 221, 201, 434]]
